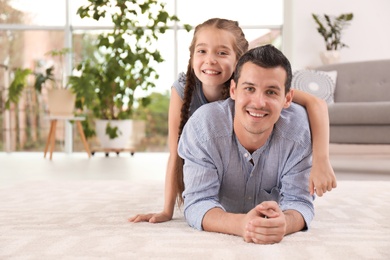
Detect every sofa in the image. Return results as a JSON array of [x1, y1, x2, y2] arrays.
[[315, 59, 390, 144]]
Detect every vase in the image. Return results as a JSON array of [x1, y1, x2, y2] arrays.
[[95, 119, 133, 149], [320, 50, 340, 65], [47, 89, 76, 116]]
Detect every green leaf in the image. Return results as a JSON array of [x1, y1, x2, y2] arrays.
[[312, 12, 353, 50], [105, 122, 121, 139], [5, 68, 32, 109]]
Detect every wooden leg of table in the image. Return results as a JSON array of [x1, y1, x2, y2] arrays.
[[44, 120, 55, 158], [76, 121, 91, 158], [49, 120, 57, 160]]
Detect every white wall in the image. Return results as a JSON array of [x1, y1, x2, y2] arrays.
[[283, 0, 390, 70]]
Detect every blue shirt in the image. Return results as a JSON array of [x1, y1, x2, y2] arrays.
[[178, 98, 314, 231]]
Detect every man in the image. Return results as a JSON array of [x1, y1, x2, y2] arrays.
[[178, 45, 314, 244]]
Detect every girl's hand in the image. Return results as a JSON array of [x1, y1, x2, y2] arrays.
[[128, 212, 173, 223], [309, 158, 337, 196]]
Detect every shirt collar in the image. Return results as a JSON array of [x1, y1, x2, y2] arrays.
[[234, 131, 273, 163]]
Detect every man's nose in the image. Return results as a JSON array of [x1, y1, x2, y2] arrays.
[[253, 92, 267, 108]]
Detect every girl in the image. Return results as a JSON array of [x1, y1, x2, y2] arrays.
[[129, 18, 336, 223]]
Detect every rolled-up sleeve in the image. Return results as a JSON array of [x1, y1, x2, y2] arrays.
[[272, 103, 315, 229], [279, 145, 315, 229], [178, 116, 225, 230]]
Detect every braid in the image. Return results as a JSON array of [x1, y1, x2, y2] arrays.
[[176, 60, 196, 206], [178, 65, 196, 139]]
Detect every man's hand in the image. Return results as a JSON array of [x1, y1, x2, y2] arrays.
[[243, 201, 286, 244], [202, 201, 305, 244]]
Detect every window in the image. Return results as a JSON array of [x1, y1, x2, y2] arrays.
[[0, 0, 283, 152]]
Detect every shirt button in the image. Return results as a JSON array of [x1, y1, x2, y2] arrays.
[[248, 197, 252, 200], [244, 153, 248, 158]]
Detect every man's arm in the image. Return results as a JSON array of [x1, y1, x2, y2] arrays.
[[276, 104, 315, 229], [283, 209, 306, 235], [203, 201, 304, 244], [178, 108, 226, 230], [202, 208, 246, 237]]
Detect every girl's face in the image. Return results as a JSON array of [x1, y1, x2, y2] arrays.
[[192, 27, 237, 92]]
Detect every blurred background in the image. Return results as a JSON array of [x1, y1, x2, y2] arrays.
[[0, 0, 283, 153]]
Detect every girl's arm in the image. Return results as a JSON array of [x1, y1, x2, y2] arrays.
[[129, 88, 182, 223], [292, 89, 337, 196]]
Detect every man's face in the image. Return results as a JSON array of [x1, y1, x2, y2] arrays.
[[230, 62, 293, 149]]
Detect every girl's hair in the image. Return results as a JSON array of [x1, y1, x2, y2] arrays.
[[176, 18, 249, 206]]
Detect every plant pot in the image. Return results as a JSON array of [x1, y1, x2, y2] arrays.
[[95, 119, 133, 149], [320, 50, 340, 65], [47, 89, 76, 116]]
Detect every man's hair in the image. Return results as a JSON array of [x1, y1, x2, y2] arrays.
[[233, 44, 292, 93]]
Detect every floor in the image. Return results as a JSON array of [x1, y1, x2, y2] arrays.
[[1, 144, 390, 188]]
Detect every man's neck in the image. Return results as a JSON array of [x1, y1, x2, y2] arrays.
[[234, 129, 272, 154]]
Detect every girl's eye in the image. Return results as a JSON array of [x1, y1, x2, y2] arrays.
[[218, 51, 228, 56]]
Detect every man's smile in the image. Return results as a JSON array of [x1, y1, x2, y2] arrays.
[[248, 111, 267, 118]]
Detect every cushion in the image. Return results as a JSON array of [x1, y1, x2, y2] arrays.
[[328, 102, 390, 125], [292, 70, 337, 104]]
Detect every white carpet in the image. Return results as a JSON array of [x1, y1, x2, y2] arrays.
[[0, 180, 389, 259]]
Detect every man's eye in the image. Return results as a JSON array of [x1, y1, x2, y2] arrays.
[[266, 90, 277, 95], [245, 87, 255, 92]]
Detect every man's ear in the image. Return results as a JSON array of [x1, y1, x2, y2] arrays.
[[283, 88, 294, 108], [230, 79, 237, 100]]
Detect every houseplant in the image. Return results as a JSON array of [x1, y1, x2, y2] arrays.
[[5, 48, 75, 116], [312, 13, 353, 64], [43, 48, 76, 116], [69, 0, 191, 149]]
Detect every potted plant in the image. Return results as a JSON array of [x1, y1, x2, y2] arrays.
[[5, 48, 75, 116], [312, 13, 354, 64], [42, 48, 76, 116], [69, 0, 191, 150]]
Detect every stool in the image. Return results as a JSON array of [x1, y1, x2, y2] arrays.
[[44, 116, 91, 160]]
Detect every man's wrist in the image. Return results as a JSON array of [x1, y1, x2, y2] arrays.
[[283, 210, 305, 235]]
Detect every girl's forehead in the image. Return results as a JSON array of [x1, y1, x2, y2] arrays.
[[195, 27, 235, 48]]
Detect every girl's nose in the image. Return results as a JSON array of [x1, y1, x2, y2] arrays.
[[205, 54, 217, 65]]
